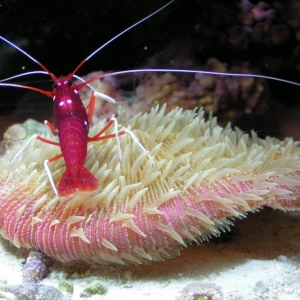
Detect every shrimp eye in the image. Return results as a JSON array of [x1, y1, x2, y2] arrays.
[[67, 80, 73, 87], [53, 82, 58, 90]]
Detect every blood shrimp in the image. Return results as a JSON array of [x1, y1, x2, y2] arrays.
[[0, 0, 300, 197], [0, 1, 173, 197]]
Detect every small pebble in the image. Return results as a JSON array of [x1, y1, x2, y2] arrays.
[[58, 281, 74, 296], [80, 281, 108, 298]]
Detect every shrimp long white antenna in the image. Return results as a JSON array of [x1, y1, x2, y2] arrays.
[[0, 71, 116, 104], [79, 68, 300, 89], [0, 71, 49, 83], [71, 0, 175, 75], [3, 68, 298, 90], [0, 36, 57, 81], [0, 82, 52, 97]]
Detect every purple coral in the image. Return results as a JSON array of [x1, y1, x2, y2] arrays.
[[22, 251, 51, 284], [187, 58, 269, 117], [5, 284, 63, 300], [77, 58, 269, 127], [4, 251, 64, 300]]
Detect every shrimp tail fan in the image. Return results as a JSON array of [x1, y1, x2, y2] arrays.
[[58, 166, 99, 197]]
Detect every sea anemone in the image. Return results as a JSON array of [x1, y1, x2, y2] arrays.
[[0, 105, 300, 264]]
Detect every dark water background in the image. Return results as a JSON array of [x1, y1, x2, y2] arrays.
[[0, 0, 299, 139]]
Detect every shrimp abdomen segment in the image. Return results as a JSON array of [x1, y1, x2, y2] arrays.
[[57, 117, 98, 197]]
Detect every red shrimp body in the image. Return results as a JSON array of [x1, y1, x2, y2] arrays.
[[52, 75, 99, 197]]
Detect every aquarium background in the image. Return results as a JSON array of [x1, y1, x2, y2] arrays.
[[0, 1, 300, 299]]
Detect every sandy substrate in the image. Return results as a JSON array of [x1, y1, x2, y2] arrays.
[[0, 209, 300, 299]]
